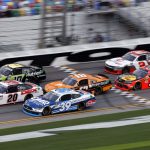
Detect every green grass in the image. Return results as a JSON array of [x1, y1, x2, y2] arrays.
[[0, 109, 150, 150], [0, 109, 150, 136], [0, 123, 150, 150], [85, 140, 150, 150]]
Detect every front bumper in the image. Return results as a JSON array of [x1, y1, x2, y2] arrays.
[[115, 81, 133, 91], [23, 105, 42, 116]]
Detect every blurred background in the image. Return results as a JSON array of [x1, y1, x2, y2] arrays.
[[0, 0, 150, 52]]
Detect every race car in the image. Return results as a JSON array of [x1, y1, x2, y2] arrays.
[[23, 88, 96, 116], [0, 80, 43, 105], [0, 63, 46, 83], [115, 65, 150, 91], [105, 50, 150, 74], [44, 73, 112, 95]]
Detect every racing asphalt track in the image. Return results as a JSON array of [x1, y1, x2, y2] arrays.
[[0, 60, 150, 129]]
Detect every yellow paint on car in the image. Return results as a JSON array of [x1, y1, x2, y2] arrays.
[[122, 75, 136, 81], [7, 64, 23, 69]]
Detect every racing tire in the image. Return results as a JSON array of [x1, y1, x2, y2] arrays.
[[43, 89, 47, 94], [24, 94, 33, 102], [134, 82, 142, 90], [122, 67, 129, 74], [77, 102, 86, 111], [94, 87, 102, 96], [42, 107, 51, 116]]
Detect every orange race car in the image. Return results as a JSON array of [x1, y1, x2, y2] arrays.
[[45, 73, 112, 95]]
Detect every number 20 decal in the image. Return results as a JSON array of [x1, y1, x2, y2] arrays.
[[7, 94, 18, 103]]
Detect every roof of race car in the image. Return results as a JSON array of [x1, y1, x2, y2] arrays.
[[69, 73, 107, 81], [52, 88, 79, 95], [0, 80, 22, 87], [129, 50, 150, 56], [5, 64, 24, 69]]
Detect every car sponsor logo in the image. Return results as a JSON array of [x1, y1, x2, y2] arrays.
[[121, 75, 136, 81], [31, 98, 49, 105], [86, 100, 96, 106], [26, 70, 43, 77], [0, 43, 150, 67]]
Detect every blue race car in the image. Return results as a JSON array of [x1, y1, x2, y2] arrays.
[[23, 88, 96, 116]]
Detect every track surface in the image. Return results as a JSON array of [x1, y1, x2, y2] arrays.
[[0, 61, 150, 129]]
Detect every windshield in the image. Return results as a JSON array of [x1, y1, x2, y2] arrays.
[[122, 53, 136, 61], [0, 84, 7, 93], [62, 76, 77, 86], [133, 69, 148, 79], [0, 66, 12, 76], [42, 92, 59, 101]]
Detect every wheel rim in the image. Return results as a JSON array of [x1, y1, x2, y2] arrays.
[[43, 108, 50, 116]]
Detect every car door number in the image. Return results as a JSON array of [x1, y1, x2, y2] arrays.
[[14, 76, 23, 81], [80, 86, 88, 90], [7, 94, 18, 103], [59, 101, 71, 111]]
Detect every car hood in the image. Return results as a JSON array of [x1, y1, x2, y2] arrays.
[[45, 81, 73, 92], [118, 74, 137, 82], [106, 57, 131, 67], [25, 97, 50, 108], [0, 74, 7, 81]]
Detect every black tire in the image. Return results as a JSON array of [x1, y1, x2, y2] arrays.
[[42, 107, 51, 116], [94, 87, 102, 95], [43, 89, 47, 94], [134, 82, 142, 90], [24, 94, 33, 102], [77, 102, 85, 111], [122, 67, 129, 74]]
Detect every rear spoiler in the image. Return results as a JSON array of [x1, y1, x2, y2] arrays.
[[97, 73, 109, 79]]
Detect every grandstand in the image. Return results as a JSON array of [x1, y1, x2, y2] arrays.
[[118, 1, 150, 36], [0, 0, 149, 51]]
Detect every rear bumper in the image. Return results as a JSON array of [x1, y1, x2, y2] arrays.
[[105, 66, 122, 75]]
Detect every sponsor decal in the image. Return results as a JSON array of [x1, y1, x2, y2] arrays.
[[0, 43, 150, 66], [86, 99, 96, 106], [31, 98, 49, 105], [26, 70, 43, 77], [122, 75, 136, 81]]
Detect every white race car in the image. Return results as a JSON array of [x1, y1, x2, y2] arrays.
[[0, 80, 43, 105], [105, 50, 150, 74]]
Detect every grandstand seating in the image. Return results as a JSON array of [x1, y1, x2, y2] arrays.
[[0, 1, 149, 51], [0, 0, 86, 17], [0, 10, 145, 51], [117, 1, 150, 36]]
